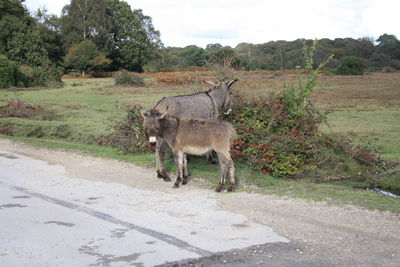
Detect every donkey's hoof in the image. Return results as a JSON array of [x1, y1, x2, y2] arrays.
[[182, 175, 189, 185], [215, 186, 223, 192], [163, 176, 172, 182], [173, 184, 179, 188], [157, 170, 167, 179], [227, 186, 235, 192]]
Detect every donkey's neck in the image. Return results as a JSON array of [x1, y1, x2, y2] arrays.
[[207, 89, 226, 109], [160, 117, 178, 146]]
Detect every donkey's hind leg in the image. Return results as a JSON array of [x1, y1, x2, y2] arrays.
[[173, 151, 184, 188], [182, 154, 189, 185], [227, 162, 236, 192], [156, 139, 171, 181], [215, 153, 229, 192]]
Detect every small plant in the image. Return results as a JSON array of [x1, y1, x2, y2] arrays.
[[336, 56, 367, 75], [207, 55, 238, 81], [100, 106, 152, 154], [115, 70, 145, 86]]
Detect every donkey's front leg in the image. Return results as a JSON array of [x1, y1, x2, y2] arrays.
[[173, 151, 184, 188], [156, 139, 171, 181]]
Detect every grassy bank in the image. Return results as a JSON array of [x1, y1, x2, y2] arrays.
[[2, 134, 399, 214]]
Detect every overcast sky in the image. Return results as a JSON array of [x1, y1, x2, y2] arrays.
[[25, 0, 400, 48]]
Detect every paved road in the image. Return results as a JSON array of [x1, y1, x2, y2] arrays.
[[0, 150, 288, 266]]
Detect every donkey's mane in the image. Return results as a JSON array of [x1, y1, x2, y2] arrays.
[[153, 88, 215, 109]]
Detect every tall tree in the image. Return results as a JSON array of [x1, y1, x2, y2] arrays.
[[106, 0, 162, 71], [34, 8, 64, 66], [0, 0, 33, 54], [376, 34, 400, 60], [64, 40, 110, 76], [60, 0, 112, 52]]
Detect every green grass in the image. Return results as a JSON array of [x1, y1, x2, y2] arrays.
[[322, 107, 400, 162], [0, 78, 185, 143], [1, 76, 399, 214]]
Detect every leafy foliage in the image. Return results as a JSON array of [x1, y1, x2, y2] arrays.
[[64, 40, 110, 75], [336, 56, 367, 75], [60, 0, 112, 51], [106, 0, 162, 72], [0, 1, 62, 88], [0, 54, 18, 88]]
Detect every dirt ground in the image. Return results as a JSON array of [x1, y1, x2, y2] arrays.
[[1, 139, 399, 266]]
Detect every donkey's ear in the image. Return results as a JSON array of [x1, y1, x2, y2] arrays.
[[203, 80, 217, 86], [227, 79, 238, 88]]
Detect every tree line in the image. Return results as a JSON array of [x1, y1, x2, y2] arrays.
[[1, 0, 400, 88], [148, 35, 400, 73]]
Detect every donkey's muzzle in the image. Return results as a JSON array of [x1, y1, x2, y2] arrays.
[[224, 108, 232, 115], [149, 136, 157, 146]]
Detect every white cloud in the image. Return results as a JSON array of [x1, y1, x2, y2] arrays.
[[24, 0, 400, 47]]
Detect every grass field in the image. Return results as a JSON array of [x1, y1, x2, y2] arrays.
[[1, 71, 399, 213]]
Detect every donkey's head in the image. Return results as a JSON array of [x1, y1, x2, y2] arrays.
[[141, 110, 166, 146], [204, 79, 238, 115]]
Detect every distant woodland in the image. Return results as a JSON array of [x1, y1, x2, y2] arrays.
[[150, 35, 400, 73]]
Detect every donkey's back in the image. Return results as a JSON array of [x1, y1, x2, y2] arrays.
[[175, 119, 236, 155], [154, 93, 217, 119]]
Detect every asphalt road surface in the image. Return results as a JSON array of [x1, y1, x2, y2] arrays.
[[0, 147, 287, 266], [0, 140, 399, 266]]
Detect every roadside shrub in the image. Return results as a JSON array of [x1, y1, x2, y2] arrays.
[[115, 70, 145, 86], [0, 127, 13, 136], [100, 105, 152, 154], [26, 126, 45, 138], [225, 92, 327, 177], [0, 98, 57, 120], [223, 41, 385, 178], [336, 56, 367, 75], [52, 124, 72, 139]]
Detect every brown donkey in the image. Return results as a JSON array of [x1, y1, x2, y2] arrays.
[[141, 110, 237, 192]]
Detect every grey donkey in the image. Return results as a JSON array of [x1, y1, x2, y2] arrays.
[[141, 110, 237, 192], [151, 79, 238, 181]]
